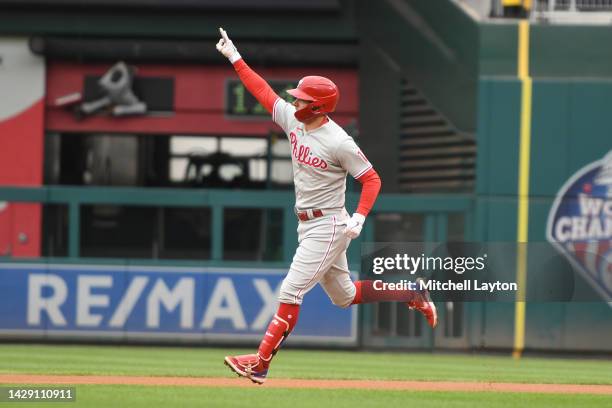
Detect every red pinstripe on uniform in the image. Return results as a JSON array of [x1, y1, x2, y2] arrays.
[[294, 216, 337, 303]]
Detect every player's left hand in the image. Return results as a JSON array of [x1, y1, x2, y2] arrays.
[[343, 213, 365, 239]]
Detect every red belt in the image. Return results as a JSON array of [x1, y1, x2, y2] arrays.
[[296, 209, 324, 222]]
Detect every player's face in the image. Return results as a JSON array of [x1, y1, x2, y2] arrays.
[[292, 99, 310, 109]]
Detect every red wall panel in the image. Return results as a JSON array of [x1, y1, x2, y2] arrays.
[[0, 100, 45, 185], [0, 38, 45, 258], [46, 62, 358, 136], [0, 98, 44, 258]]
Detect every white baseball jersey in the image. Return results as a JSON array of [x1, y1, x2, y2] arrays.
[[272, 98, 372, 211]]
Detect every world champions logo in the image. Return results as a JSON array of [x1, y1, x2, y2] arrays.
[[547, 150, 612, 303]]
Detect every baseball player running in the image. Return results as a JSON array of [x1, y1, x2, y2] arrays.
[[217, 28, 437, 384]]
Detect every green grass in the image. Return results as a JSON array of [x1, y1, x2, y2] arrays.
[[0, 344, 611, 385], [2, 345, 610, 408], [1, 385, 611, 408]]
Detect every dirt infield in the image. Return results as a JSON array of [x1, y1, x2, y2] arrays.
[[1, 375, 611, 394]]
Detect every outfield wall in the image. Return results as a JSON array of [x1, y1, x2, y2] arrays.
[[0, 261, 357, 346], [475, 78, 612, 352]]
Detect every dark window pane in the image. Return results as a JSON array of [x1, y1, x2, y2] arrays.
[[42, 204, 68, 257], [447, 213, 465, 242], [396, 303, 423, 338], [161, 207, 211, 260], [223, 208, 283, 261], [81, 205, 156, 258], [374, 302, 392, 335], [444, 301, 463, 338], [374, 213, 424, 242]]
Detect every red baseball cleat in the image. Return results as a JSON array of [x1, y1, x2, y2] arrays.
[[407, 278, 438, 328], [224, 353, 268, 384]]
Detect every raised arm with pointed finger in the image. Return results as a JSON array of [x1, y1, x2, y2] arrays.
[[216, 27, 280, 114]]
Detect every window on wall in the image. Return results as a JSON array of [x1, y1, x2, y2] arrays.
[[447, 213, 465, 242], [44, 132, 292, 189], [80, 205, 159, 259], [169, 135, 291, 188], [397, 302, 422, 337], [24, 204, 208, 260], [223, 208, 284, 261], [374, 213, 424, 242], [43, 203, 287, 261], [443, 301, 463, 338], [44, 133, 170, 187], [41, 204, 68, 258], [370, 213, 426, 337], [160, 207, 212, 260], [74, 205, 284, 261], [42, 132, 292, 261], [169, 136, 218, 183], [444, 213, 465, 338], [67, 205, 211, 260]]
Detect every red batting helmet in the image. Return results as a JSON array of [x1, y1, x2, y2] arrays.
[[286, 76, 339, 122]]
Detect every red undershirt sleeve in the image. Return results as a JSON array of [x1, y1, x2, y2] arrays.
[[355, 168, 382, 217], [233, 59, 280, 114]]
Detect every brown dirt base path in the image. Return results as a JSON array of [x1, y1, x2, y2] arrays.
[[1, 375, 611, 395]]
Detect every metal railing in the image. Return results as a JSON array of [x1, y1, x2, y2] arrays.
[[535, 0, 612, 11], [0, 186, 473, 262], [532, 0, 612, 23]]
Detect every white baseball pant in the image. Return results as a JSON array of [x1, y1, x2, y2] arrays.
[[278, 208, 357, 308]]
